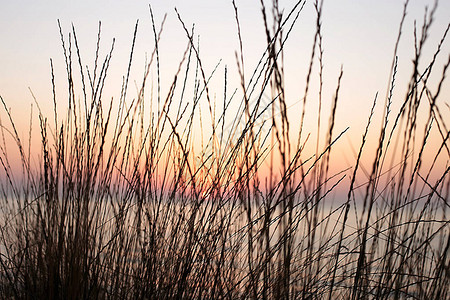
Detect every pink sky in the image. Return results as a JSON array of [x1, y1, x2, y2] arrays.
[[0, 0, 448, 196]]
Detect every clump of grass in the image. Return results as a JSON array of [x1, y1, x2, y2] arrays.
[[0, 0, 449, 299]]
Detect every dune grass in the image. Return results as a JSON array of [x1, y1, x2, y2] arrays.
[[0, 0, 449, 299]]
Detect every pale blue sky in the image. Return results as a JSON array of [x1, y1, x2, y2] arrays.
[[1, 0, 448, 103]]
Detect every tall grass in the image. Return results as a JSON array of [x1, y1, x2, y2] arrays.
[[0, 0, 449, 299]]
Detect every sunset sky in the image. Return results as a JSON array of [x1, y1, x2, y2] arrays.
[[0, 0, 449, 185]]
